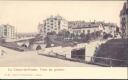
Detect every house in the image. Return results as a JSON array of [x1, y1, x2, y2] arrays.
[[0, 24, 16, 39], [120, 2, 128, 38], [38, 15, 68, 35], [69, 21, 103, 35], [69, 21, 117, 37]]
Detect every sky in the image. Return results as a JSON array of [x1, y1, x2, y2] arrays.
[[0, 1, 125, 33]]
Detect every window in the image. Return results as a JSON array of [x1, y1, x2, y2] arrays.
[[4, 31, 7, 36], [54, 18, 57, 20], [83, 30, 85, 33], [126, 8, 128, 15], [87, 30, 90, 33], [55, 28, 57, 30], [51, 20, 53, 22], [58, 21, 60, 25], [47, 29, 49, 31], [44, 23, 46, 26]]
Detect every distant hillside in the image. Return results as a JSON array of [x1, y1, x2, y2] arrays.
[[94, 38, 128, 67]]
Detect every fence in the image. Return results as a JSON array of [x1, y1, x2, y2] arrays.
[[88, 56, 128, 67]]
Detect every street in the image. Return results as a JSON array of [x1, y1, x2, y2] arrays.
[[0, 46, 98, 67]]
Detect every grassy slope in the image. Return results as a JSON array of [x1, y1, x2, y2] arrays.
[[94, 38, 128, 66]]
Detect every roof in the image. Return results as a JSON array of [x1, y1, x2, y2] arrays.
[[0, 24, 15, 29], [120, 2, 128, 16], [45, 15, 65, 21], [72, 26, 99, 29], [69, 21, 101, 29]]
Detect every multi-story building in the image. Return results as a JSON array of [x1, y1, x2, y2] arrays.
[[70, 23, 101, 35], [38, 15, 68, 35], [0, 24, 15, 39], [69, 21, 117, 37], [120, 1, 128, 38], [39, 15, 117, 38], [102, 23, 117, 36]]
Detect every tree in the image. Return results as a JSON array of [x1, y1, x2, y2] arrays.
[[64, 30, 70, 38], [47, 31, 56, 35], [57, 29, 70, 41], [85, 30, 91, 42], [70, 33, 75, 40], [44, 36, 51, 48], [80, 33, 85, 38], [116, 27, 120, 33]]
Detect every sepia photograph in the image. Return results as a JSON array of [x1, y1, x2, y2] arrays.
[[0, 0, 127, 68]]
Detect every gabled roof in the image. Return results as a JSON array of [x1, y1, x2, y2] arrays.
[[120, 2, 128, 16], [68, 21, 102, 29]]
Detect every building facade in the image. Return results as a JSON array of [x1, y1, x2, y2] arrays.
[[102, 23, 117, 37], [0, 24, 15, 39], [38, 15, 117, 38], [120, 2, 128, 38], [68, 21, 98, 35], [38, 15, 68, 35], [69, 21, 117, 36], [71, 26, 100, 35]]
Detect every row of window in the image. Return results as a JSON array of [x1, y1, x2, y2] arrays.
[[47, 18, 58, 22], [73, 29, 98, 33], [46, 25, 57, 28], [45, 28, 58, 31], [46, 22, 60, 26], [44, 29, 58, 33], [46, 20, 59, 23]]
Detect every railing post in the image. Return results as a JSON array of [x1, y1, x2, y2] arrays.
[[65, 54, 66, 58], [85, 56, 86, 63], [110, 58, 112, 67]]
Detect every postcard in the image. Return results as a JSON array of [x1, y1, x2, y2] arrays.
[[0, 0, 127, 79]]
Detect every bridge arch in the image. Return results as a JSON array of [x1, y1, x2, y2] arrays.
[[30, 44, 46, 50], [16, 41, 30, 48], [21, 44, 28, 48], [36, 45, 42, 50]]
